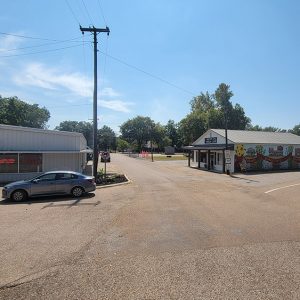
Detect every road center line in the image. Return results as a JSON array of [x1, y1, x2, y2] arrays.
[[265, 183, 300, 194]]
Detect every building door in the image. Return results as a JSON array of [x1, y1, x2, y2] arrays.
[[210, 153, 215, 169]]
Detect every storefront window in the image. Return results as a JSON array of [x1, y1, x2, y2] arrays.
[[0, 154, 18, 173], [200, 153, 206, 163], [19, 154, 43, 173]]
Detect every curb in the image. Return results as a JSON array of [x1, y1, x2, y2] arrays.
[[95, 174, 131, 189]]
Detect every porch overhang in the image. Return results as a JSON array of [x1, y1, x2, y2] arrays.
[[183, 144, 234, 151]]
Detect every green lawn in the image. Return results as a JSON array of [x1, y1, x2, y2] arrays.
[[144, 154, 187, 161]]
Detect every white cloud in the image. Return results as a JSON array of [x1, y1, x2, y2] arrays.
[[14, 63, 93, 97], [101, 87, 120, 98], [99, 99, 134, 113], [12, 62, 134, 113], [0, 35, 23, 52]]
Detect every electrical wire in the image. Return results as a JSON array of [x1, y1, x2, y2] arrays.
[[98, 50, 196, 96], [97, 0, 108, 26], [0, 31, 71, 42], [81, 0, 94, 25], [65, 0, 81, 25], [0, 44, 83, 58], [0, 37, 83, 52], [101, 35, 109, 80]]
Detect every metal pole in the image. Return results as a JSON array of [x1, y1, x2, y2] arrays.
[[80, 26, 110, 178], [225, 109, 230, 175], [93, 31, 98, 179], [151, 141, 154, 162]]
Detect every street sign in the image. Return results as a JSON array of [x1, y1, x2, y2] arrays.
[[225, 150, 231, 159], [226, 158, 231, 164]]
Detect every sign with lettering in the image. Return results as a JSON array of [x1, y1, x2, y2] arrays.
[[225, 150, 231, 159], [204, 137, 217, 144]]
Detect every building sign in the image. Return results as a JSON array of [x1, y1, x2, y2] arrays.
[[205, 137, 217, 144], [224, 150, 231, 164], [0, 158, 16, 164]]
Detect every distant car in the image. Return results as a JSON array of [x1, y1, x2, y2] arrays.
[[1, 171, 96, 202], [100, 151, 111, 162]]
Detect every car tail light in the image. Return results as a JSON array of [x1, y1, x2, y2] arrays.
[[88, 178, 95, 184]]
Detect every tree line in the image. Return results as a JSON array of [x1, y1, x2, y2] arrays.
[[1, 84, 300, 152]]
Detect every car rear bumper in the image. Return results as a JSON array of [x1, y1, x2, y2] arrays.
[[85, 184, 96, 193]]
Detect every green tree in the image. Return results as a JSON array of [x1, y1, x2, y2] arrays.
[[165, 120, 180, 147], [213, 83, 233, 111], [248, 125, 286, 132], [247, 124, 263, 131], [210, 84, 250, 129], [178, 83, 251, 145], [0, 96, 50, 129], [55, 121, 93, 146], [290, 124, 300, 135], [120, 116, 155, 151], [116, 137, 130, 152], [190, 92, 214, 113], [152, 123, 171, 150], [178, 112, 207, 145], [97, 125, 116, 151]]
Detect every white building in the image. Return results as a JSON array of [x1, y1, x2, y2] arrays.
[[0, 124, 92, 183], [185, 129, 300, 173]]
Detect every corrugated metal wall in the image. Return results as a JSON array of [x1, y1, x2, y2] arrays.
[[43, 153, 81, 172], [0, 172, 41, 183], [0, 126, 85, 151]]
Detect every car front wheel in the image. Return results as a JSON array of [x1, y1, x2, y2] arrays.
[[71, 186, 84, 197], [11, 190, 27, 202]]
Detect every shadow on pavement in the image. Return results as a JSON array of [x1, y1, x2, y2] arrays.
[[0, 192, 96, 206], [229, 174, 260, 183]]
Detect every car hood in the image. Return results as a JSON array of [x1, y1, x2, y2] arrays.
[[5, 180, 29, 188]]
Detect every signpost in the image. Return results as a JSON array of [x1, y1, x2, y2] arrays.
[[225, 150, 231, 174]]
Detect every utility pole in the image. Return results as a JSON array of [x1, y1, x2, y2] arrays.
[[80, 26, 110, 178], [224, 107, 230, 175]]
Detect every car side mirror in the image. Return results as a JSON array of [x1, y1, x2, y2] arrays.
[[31, 179, 39, 184]]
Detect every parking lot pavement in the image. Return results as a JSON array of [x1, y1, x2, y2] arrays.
[[1, 153, 300, 299]]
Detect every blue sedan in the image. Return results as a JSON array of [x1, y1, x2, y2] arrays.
[[2, 171, 96, 202]]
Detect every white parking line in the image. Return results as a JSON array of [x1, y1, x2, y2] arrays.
[[265, 183, 300, 194]]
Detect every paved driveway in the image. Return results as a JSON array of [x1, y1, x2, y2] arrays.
[[1, 153, 300, 299]]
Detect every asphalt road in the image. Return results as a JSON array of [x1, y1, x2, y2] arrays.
[[0, 153, 300, 299]]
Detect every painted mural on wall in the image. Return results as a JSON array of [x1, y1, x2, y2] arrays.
[[235, 144, 300, 171]]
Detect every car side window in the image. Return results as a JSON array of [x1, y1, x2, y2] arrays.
[[37, 174, 56, 182], [56, 173, 71, 180], [56, 173, 78, 180]]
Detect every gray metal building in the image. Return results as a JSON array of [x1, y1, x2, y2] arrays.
[[185, 129, 300, 173], [0, 124, 91, 183]]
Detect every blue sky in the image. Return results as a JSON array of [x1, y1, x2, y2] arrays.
[[0, 0, 299, 133]]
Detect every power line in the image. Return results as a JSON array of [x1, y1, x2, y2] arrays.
[[81, 0, 94, 25], [0, 44, 82, 58], [96, 0, 108, 26], [65, 0, 81, 25], [0, 31, 73, 42], [0, 37, 83, 52], [101, 35, 109, 79], [98, 50, 196, 96]]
